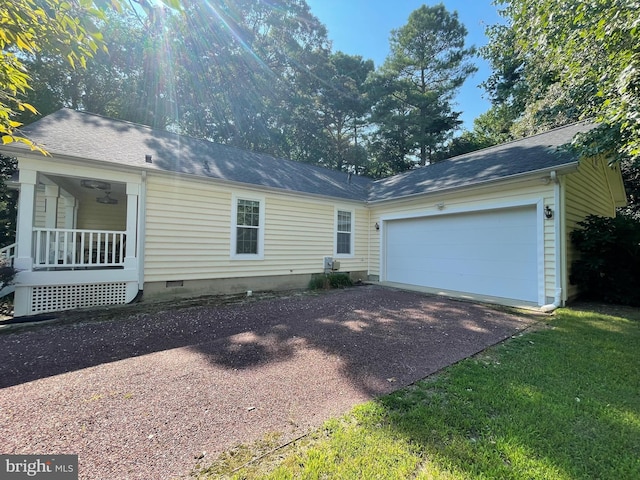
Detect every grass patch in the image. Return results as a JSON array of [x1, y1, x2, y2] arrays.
[[193, 432, 284, 478], [194, 305, 640, 479]]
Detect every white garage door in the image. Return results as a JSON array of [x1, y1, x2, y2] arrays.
[[384, 206, 539, 303]]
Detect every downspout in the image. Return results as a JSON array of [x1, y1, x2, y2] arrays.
[[541, 170, 562, 313], [137, 171, 147, 292], [367, 206, 371, 280]]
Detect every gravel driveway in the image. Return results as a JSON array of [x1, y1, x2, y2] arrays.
[[0, 285, 537, 479]]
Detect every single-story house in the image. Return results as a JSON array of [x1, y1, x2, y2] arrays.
[[0, 109, 626, 316]]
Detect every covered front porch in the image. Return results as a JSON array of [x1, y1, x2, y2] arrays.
[[7, 160, 143, 317]]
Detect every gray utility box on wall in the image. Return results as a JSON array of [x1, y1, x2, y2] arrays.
[[323, 256, 340, 273]]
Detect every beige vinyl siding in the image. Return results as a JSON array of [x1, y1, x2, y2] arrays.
[[34, 185, 46, 228], [143, 174, 367, 283], [370, 178, 557, 299], [56, 195, 67, 227], [76, 189, 126, 231], [353, 208, 370, 277], [564, 157, 618, 300], [544, 224, 556, 294], [34, 186, 70, 229]]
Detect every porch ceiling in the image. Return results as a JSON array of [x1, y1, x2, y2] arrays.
[[42, 174, 126, 203]]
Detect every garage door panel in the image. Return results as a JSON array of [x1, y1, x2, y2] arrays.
[[384, 207, 538, 302]]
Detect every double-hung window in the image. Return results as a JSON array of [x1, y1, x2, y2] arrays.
[[335, 209, 354, 257], [232, 195, 264, 259]]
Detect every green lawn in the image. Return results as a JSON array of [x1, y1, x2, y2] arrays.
[[193, 305, 640, 479]]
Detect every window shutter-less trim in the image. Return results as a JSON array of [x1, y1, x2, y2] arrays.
[[231, 194, 265, 260], [335, 209, 354, 257]]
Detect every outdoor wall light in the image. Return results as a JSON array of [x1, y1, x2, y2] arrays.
[[375, 222, 380, 230], [544, 205, 554, 219]]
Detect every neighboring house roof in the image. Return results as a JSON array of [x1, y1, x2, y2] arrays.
[[371, 121, 597, 202], [10, 109, 595, 203]]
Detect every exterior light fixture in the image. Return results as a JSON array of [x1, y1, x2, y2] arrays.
[[544, 205, 553, 219], [81, 179, 111, 190], [375, 222, 380, 230]]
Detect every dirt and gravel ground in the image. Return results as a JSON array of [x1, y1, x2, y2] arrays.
[[0, 285, 539, 479]]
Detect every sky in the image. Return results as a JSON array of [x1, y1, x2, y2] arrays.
[[305, 0, 504, 131]]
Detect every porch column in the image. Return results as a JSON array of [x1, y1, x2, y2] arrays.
[[124, 183, 139, 270], [44, 185, 59, 228], [14, 169, 37, 271]]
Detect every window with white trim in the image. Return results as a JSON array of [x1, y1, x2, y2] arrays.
[[231, 195, 264, 259], [336, 209, 354, 257]]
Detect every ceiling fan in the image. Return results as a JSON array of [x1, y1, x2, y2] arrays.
[[96, 191, 118, 205]]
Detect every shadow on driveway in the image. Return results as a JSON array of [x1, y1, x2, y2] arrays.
[[0, 285, 536, 396]]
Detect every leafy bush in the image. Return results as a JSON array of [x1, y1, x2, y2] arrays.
[[308, 273, 354, 290], [0, 258, 16, 316], [0, 257, 15, 287], [570, 213, 640, 305], [308, 275, 328, 290], [327, 273, 353, 289]]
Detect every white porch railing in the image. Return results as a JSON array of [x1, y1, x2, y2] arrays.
[[0, 242, 16, 267], [33, 228, 126, 268]]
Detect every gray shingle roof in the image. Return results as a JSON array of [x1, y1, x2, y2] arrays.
[[10, 109, 593, 202], [17, 109, 372, 201], [370, 121, 596, 201]]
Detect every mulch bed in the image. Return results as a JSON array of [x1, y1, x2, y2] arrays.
[[0, 285, 539, 479]]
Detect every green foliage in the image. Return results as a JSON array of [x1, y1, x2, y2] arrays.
[[167, 0, 332, 160], [620, 159, 640, 219], [0, 260, 15, 314], [328, 273, 353, 289], [308, 275, 326, 290], [0, 260, 16, 289], [308, 273, 354, 290], [8, 1, 482, 178], [0, 0, 106, 152], [0, 154, 19, 315], [434, 105, 517, 160], [314, 52, 374, 173], [0, 0, 182, 151], [0, 155, 17, 246], [369, 4, 476, 168], [485, 0, 640, 163], [17, 11, 157, 127], [570, 214, 640, 306]]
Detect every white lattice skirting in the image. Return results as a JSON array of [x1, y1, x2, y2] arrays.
[[30, 283, 128, 315]]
